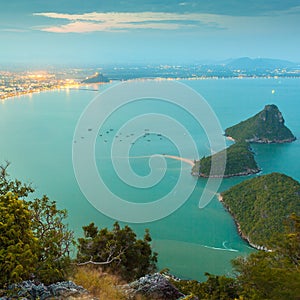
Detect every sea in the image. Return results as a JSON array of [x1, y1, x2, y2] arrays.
[[0, 78, 299, 281]]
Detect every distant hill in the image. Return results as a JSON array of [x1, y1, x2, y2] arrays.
[[220, 173, 300, 249], [82, 72, 109, 84], [226, 57, 296, 70], [192, 142, 260, 178], [225, 104, 296, 143]]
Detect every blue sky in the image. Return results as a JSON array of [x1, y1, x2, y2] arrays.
[[1, 0, 300, 65]]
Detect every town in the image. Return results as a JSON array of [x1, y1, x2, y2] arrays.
[[1, 58, 300, 100]]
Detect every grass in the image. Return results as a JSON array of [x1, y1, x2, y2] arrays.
[[71, 266, 126, 300]]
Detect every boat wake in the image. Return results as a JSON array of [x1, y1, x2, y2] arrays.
[[202, 241, 238, 252]]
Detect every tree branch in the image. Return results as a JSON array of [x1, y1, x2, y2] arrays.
[[77, 246, 128, 266]]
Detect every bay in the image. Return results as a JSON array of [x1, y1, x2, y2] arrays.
[[0, 78, 299, 281]]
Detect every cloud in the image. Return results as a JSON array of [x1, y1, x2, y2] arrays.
[[0, 28, 28, 32], [267, 4, 300, 15], [33, 11, 225, 33]]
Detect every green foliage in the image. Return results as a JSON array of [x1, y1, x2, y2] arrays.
[[28, 196, 74, 284], [273, 213, 300, 267], [0, 162, 74, 285], [0, 193, 38, 287], [77, 222, 157, 282], [221, 173, 300, 247], [225, 104, 295, 142], [172, 273, 240, 300], [0, 161, 34, 198], [192, 141, 259, 177], [232, 214, 300, 300]]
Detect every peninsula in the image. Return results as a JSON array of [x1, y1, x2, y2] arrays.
[[219, 173, 300, 250], [225, 104, 296, 143]]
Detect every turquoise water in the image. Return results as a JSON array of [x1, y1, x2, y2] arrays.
[[0, 78, 299, 280]]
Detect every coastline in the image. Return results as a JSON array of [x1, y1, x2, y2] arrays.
[[217, 193, 270, 251], [0, 84, 82, 101], [245, 137, 297, 143], [192, 167, 261, 178], [0, 81, 111, 101]]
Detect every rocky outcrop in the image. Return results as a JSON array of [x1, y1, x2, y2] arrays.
[[0, 281, 92, 300], [122, 273, 185, 300]]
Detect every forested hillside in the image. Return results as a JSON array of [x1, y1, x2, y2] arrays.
[[192, 142, 260, 177], [220, 172, 300, 248]]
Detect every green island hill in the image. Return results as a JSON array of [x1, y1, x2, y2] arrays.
[[192, 141, 260, 178], [225, 104, 296, 143], [219, 172, 300, 250], [192, 104, 296, 178]]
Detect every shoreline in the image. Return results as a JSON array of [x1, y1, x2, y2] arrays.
[[225, 135, 296, 144], [193, 168, 261, 178], [217, 193, 270, 251], [0, 84, 82, 101], [246, 137, 297, 143], [2, 76, 300, 101], [0, 81, 110, 101]]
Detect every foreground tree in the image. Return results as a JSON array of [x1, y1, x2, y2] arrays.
[[0, 162, 74, 284], [172, 273, 240, 300], [0, 161, 34, 197], [77, 222, 157, 281], [0, 193, 37, 286], [29, 196, 74, 284], [233, 213, 300, 300]]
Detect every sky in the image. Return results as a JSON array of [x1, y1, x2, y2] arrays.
[[1, 0, 300, 65]]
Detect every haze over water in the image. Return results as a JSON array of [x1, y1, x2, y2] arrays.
[[0, 78, 299, 280]]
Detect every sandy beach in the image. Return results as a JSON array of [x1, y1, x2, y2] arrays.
[[226, 136, 235, 142]]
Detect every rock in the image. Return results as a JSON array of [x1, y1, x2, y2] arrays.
[[2, 281, 91, 300], [48, 281, 88, 298], [123, 273, 185, 300]]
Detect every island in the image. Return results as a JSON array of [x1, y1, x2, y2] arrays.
[[82, 72, 110, 84], [219, 172, 300, 250], [192, 104, 296, 178], [225, 104, 296, 143], [192, 141, 260, 178]]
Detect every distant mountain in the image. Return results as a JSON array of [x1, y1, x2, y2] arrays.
[[82, 72, 109, 83], [226, 57, 296, 70], [225, 104, 296, 143]]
